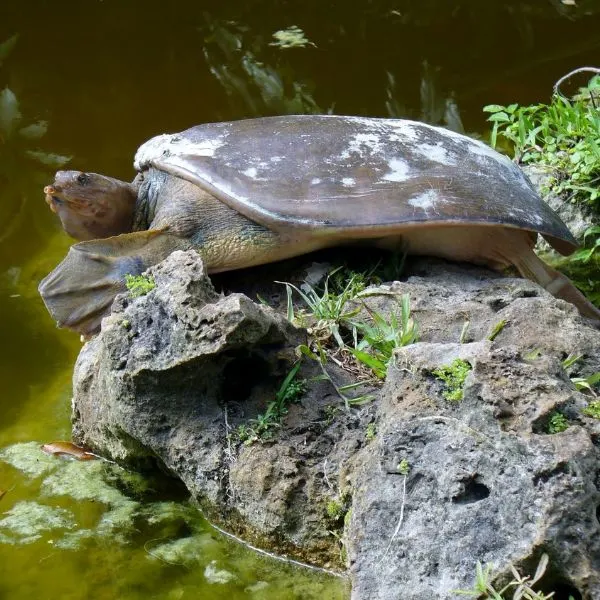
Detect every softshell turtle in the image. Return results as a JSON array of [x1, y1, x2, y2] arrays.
[[39, 115, 600, 335]]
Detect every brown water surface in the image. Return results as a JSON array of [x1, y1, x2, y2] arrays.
[[1, 2, 599, 598]]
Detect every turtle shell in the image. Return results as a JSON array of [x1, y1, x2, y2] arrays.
[[134, 115, 577, 256]]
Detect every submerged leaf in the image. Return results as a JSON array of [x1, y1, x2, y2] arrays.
[[25, 150, 72, 167], [18, 120, 48, 140], [0, 34, 18, 67], [0, 87, 22, 138]]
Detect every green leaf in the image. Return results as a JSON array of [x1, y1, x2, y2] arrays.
[[483, 104, 506, 113], [487, 112, 510, 123], [348, 348, 386, 379]]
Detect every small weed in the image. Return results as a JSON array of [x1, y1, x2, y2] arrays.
[[570, 371, 600, 396], [432, 359, 472, 402], [582, 400, 600, 419], [561, 354, 600, 396], [349, 294, 418, 379], [237, 362, 307, 442], [365, 423, 377, 441], [282, 266, 419, 408], [454, 553, 555, 599], [547, 411, 569, 434], [397, 459, 410, 476], [125, 274, 155, 298], [279, 268, 363, 348], [324, 490, 352, 528]]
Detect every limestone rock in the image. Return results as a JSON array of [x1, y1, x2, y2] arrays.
[[71, 250, 600, 599]]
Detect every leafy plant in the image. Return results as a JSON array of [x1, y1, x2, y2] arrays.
[[484, 75, 600, 209], [432, 359, 472, 402], [125, 274, 156, 298], [547, 411, 569, 434]]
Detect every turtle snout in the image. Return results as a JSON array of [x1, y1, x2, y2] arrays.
[[44, 184, 60, 195]]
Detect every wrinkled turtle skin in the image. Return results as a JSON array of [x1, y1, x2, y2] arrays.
[[39, 115, 600, 335]]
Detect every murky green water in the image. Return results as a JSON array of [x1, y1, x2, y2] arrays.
[[1, 2, 599, 598]]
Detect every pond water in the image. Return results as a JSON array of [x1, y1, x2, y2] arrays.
[[1, 2, 599, 598]]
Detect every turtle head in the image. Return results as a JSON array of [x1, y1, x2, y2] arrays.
[[44, 171, 137, 241]]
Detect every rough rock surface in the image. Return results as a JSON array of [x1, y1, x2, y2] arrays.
[[524, 165, 598, 242], [72, 250, 600, 599]]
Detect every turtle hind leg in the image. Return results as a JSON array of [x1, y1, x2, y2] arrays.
[[512, 247, 600, 322], [39, 230, 192, 336]]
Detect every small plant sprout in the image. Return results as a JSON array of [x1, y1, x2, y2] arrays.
[[125, 274, 156, 298], [279, 268, 363, 347], [432, 359, 472, 402], [240, 361, 307, 442], [487, 319, 507, 342], [561, 354, 600, 396], [298, 343, 375, 409], [397, 459, 409, 475], [365, 423, 377, 441], [454, 553, 554, 599], [547, 411, 569, 434], [582, 400, 600, 419], [349, 294, 418, 379]]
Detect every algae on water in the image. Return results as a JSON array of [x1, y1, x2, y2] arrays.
[[0, 501, 76, 544]]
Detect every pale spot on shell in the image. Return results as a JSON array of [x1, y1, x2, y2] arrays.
[[409, 190, 439, 212], [417, 142, 456, 166], [134, 132, 225, 169], [243, 167, 258, 179], [382, 158, 411, 182], [311, 178, 322, 185], [342, 177, 355, 187]]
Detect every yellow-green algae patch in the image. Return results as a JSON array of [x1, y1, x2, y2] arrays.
[[0, 441, 347, 599], [0, 501, 76, 544]]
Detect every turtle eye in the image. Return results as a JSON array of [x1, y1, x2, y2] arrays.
[[76, 173, 90, 186]]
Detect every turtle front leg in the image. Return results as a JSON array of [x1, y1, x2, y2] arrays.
[[39, 230, 192, 336]]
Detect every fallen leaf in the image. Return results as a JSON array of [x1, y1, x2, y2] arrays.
[[41, 441, 96, 461]]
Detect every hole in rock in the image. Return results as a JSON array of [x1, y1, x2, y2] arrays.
[[521, 558, 583, 600], [596, 504, 600, 526], [221, 351, 272, 402], [451, 475, 490, 504], [549, 583, 582, 600], [489, 298, 508, 312]]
